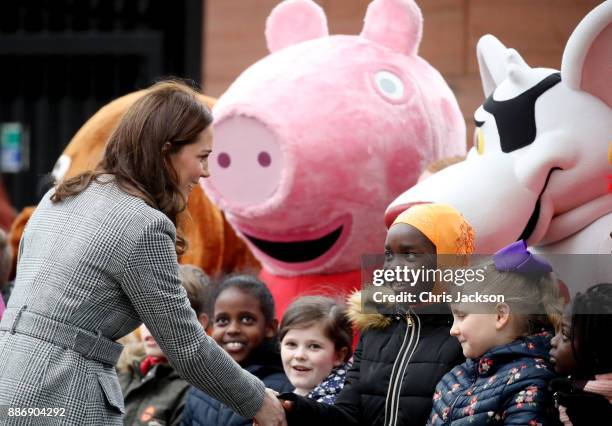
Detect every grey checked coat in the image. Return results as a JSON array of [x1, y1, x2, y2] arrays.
[[0, 177, 265, 425]]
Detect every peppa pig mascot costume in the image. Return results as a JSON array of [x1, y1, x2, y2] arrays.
[[202, 0, 466, 316], [387, 1, 612, 292]]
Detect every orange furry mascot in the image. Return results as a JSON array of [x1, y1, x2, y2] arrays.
[[9, 90, 260, 278]]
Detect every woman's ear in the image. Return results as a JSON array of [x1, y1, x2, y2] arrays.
[[494, 303, 511, 330], [162, 141, 172, 153], [334, 346, 349, 366], [265, 318, 279, 339]]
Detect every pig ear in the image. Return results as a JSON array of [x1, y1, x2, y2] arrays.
[[561, 2, 612, 107], [360, 0, 423, 56], [477, 35, 516, 97], [265, 0, 329, 53]]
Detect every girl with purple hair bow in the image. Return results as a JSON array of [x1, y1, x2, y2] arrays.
[[427, 240, 564, 425]]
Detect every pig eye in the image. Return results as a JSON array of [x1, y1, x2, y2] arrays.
[[374, 70, 404, 101]]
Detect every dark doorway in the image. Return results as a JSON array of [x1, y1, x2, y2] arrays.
[[0, 0, 203, 210]]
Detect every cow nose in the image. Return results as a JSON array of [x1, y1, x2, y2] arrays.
[[208, 115, 284, 208]]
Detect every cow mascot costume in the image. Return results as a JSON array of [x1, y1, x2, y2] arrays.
[[387, 1, 612, 292]]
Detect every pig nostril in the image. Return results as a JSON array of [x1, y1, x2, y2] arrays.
[[257, 151, 271, 167], [218, 152, 231, 168]]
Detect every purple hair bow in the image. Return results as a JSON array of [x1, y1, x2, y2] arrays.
[[493, 240, 553, 275]]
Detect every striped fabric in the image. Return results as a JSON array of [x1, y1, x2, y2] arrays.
[[0, 177, 264, 425]]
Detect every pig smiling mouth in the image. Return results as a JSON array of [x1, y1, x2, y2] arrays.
[[243, 226, 343, 263]]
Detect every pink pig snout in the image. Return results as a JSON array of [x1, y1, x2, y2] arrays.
[[208, 115, 285, 210]]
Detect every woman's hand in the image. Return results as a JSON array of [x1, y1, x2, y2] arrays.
[[253, 388, 287, 426]]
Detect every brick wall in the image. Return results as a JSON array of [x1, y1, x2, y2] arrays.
[[203, 0, 603, 143]]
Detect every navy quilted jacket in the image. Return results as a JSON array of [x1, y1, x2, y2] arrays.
[[180, 341, 293, 426], [428, 332, 559, 425]]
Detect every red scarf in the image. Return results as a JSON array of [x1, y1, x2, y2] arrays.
[[139, 355, 168, 376]]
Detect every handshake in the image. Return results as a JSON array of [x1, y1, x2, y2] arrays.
[[253, 388, 295, 426]]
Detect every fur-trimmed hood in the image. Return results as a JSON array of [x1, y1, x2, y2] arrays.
[[347, 289, 456, 331], [346, 290, 391, 331]]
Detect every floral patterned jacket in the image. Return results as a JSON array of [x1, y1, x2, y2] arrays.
[[428, 332, 559, 425], [306, 363, 351, 405]]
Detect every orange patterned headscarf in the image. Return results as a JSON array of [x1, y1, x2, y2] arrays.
[[391, 203, 475, 255]]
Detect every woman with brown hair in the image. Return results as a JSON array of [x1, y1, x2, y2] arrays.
[[0, 80, 285, 426]]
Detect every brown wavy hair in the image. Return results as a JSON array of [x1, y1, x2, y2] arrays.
[[51, 80, 212, 254]]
